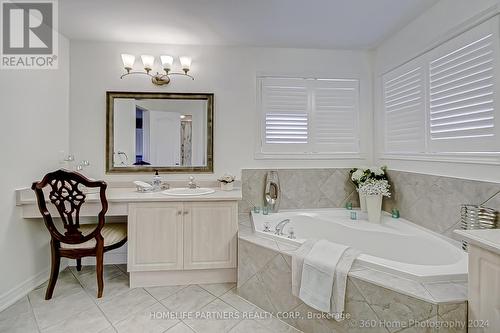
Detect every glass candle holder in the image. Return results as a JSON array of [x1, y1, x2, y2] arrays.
[[391, 208, 400, 218], [350, 211, 357, 220], [345, 202, 353, 210], [253, 206, 261, 213], [262, 206, 269, 215]]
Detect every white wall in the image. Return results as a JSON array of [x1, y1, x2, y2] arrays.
[[373, 0, 500, 183], [0, 35, 70, 310], [69, 41, 373, 181]]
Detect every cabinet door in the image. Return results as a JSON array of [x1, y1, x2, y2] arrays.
[[469, 244, 500, 332], [183, 201, 238, 270], [128, 202, 184, 271]]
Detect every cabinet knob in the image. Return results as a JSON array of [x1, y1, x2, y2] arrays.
[[183, 210, 189, 215], [177, 210, 182, 215]]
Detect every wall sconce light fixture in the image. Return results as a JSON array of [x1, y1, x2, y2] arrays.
[[120, 54, 194, 86]]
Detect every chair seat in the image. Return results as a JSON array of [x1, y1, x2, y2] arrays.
[[60, 223, 127, 249]]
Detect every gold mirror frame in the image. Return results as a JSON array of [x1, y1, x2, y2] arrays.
[[106, 91, 214, 174]]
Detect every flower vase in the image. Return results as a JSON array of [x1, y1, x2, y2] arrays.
[[366, 194, 383, 223], [220, 182, 234, 191], [359, 193, 367, 212]]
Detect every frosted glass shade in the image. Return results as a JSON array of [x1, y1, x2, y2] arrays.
[[179, 56, 192, 71], [160, 55, 174, 70], [141, 55, 155, 71], [121, 54, 135, 70]]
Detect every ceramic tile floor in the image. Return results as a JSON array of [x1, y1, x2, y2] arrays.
[[0, 264, 302, 333]]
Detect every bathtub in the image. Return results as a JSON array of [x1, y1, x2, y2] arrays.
[[250, 208, 468, 282]]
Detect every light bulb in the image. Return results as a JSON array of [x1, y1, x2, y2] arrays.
[[121, 54, 135, 71], [179, 56, 192, 73], [160, 55, 173, 71], [141, 55, 155, 72]]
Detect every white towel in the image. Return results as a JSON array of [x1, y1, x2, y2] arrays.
[[291, 240, 360, 320]]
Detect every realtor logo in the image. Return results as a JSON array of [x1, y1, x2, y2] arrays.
[[1, 0, 58, 69]]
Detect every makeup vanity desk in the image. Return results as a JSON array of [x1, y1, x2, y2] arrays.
[[16, 186, 242, 288]]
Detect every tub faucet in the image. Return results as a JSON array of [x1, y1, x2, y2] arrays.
[[275, 219, 291, 236]]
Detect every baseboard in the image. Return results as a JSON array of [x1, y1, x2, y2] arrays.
[[0, 262, 68, 312], [67, 251, 127, 266], [129, 268, 237, 288]]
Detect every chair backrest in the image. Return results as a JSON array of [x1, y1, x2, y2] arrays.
[[31, 169, 108, 245]]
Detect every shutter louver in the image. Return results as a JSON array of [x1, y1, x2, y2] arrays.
[[261, 78, 309, 145], [313, 80, 359, 152], [429, 33, 495, 142], [383, 63, 426, 153]]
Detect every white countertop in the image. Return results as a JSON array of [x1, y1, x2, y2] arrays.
[[16, 186, 242, 205], [455, 229, 500, 255]]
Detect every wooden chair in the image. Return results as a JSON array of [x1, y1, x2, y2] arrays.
[[31, 169, 127, 300]]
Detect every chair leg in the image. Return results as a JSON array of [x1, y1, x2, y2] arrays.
[[95, 238, 104, 298], [45, 240, 60, 300], [76, 258, 82, 271]]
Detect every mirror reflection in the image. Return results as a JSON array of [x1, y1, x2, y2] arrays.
[[107, 93, 213, 173]]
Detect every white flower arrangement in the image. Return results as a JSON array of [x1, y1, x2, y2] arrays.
[[351, 169, 365, 182], [349, 166, 387, 188], [217, 174, 235, 184], [358, 179, 391, 197]]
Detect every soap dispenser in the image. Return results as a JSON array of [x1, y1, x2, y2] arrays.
[[152, 170, 162, 190]]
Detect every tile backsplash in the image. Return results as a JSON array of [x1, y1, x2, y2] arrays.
[[383, 170, 500, 238], [241, 168, 500, 239], [239, 168, 358, 213]]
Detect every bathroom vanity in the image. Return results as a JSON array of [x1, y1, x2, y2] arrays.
[[455, 229, 500, 332], [16, 186, 241, 288]]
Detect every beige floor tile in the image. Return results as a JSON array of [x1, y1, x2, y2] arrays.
[[161, 285, 216, 313], [220, 288, 258, 313], [31, 289, 96, 329], [229, 319, 274, 333], [113, 302, 178, 333], [199, 283, 236, 297], [165, 322, 195, 333], [85, 273, 130, 303], [0, 313, 39, 333], [41, 304, 111, 333], [183, 298, 241, 333], [145, 285, 188, 301], [98, 288, 157, 324]]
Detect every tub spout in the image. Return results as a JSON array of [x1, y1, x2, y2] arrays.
[[275, 219, 291, 236]]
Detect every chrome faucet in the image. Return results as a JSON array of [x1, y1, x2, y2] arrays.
[[187, 176, 197, 189], [275, 219, 291, 236]]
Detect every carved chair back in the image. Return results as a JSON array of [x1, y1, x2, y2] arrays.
[[31, 169, 108, 246]]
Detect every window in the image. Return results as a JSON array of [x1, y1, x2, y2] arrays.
[[382, 16, 500, 158], [257, 77, 360, 157]]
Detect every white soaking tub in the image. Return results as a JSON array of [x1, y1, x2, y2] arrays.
[[251, 208, 468, 282]]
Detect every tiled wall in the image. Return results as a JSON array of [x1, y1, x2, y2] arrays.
[[383, 170, 500, 238], [237, 238, 467, 333], [241, 168, 500, 238], [239, 169, 358, 213]]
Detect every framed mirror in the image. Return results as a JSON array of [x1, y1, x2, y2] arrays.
[[106, 92, 214, 173]]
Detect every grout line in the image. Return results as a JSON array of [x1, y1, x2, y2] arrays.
[[481, 189, 500, 206], [26, 295, 42, 333]]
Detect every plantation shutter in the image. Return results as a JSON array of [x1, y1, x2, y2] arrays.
[[311, 79, 360, 152], [260, 77, 309, 153], [382, 59, 426, 153], [428, 17, 500, 153]]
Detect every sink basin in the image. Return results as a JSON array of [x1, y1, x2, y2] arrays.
[[162, 187, 216, 196]]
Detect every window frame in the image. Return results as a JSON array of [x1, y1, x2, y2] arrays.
[[255, 76, 363, 160], [379, 15, 500, 165]]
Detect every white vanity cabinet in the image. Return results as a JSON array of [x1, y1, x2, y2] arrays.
[[128, 202, 184, 271], [455, 229, 500, 332], [15, 186, 242, 288], [127, 200, 238, 287]]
